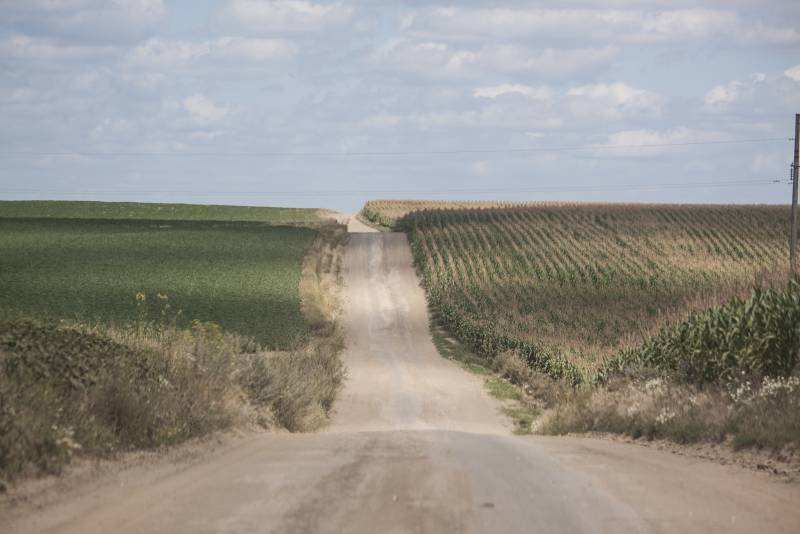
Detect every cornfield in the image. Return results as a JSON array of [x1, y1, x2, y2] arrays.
[[361, 200, 545, 228], [389, 203, 791, 383]]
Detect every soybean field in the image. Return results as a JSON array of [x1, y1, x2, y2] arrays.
[[0, 200, 326, 225], [0, 202, 324, 348]]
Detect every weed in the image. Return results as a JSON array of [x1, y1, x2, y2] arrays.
[[485, 377, 521, 401]]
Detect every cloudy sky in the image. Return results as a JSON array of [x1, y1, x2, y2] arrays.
[[1, 0, 799, 211]]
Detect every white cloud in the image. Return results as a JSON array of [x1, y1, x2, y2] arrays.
[[219, 0, 352, 33], [356, 99, 563, 132], [128, 37, 297, 67], [91, 117, 134, 139], [703, 81, 742, 108], [470, 160, 491, 176], [357, 82, 666, 133], [0, 34, 114, 61], [602, 127, 717, 157], [0, 0, 167, 43], [405, 7, 800, 46], [183, 94, 228, 122], [785, 65, 800, 82], [474, 84, 552, 101], [699, 68, 800, 118], [750, 151, 782, 174], [371, 40, 617, 80], [566, 83, 664, 119]]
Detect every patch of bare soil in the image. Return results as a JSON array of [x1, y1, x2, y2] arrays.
[[579, 431, 800, 482], [0, 430, 262, 522]]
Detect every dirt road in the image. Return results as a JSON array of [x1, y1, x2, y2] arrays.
[[3, 217, 800, 533]]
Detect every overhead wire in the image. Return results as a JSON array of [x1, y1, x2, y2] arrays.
[[0, 137, 792, 158]]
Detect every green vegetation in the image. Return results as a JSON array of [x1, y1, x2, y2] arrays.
[[541, 280, 800, 449], [602, 279, 800, 384], [0, 222, 347, 483], [0, 200, 325, 225], [0, 217, 317, 348], [392, 203, 789, 382]]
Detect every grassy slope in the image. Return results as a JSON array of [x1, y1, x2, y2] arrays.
[[390, 203, 789, 380], [0, 200, 324, 225], [0, 202, 324, 348]]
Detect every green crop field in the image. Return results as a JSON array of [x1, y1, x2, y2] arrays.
[[0, 200, 326, 225], [0, 202, 324, 348], [391, 203, 791, 381]]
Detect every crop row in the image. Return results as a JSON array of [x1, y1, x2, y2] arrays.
[[393, 203, 790, 381]]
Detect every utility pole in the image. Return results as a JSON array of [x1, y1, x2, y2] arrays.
[[792, 113, 799, 273]]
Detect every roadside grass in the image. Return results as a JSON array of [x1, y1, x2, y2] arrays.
[[430, 311, 537, 434], [0, 217, 319, 348], [539, 373, 800, 453], [489, 281, 800, 453], [0, 200, 325, 225], [485, 378, 521, 401], [539, 279, 800, 452], [0, 224, 348, 485]]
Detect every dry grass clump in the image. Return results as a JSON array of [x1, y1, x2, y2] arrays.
[[242, 338, 343, 432], [539, 373, 800, 452], [490, 349, 800, 453], [0, 319, 251, 482]]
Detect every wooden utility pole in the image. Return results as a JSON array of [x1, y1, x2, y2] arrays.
[[792, 113, 799, 272]]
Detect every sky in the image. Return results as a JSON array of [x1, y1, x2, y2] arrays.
[[0, 0, 799, 212]]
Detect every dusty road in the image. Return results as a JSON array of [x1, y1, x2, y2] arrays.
[[3, 215, 800, 533]]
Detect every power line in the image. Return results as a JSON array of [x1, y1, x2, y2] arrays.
[[0, 179, 784, 198], [0, 137, 791, 158]]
